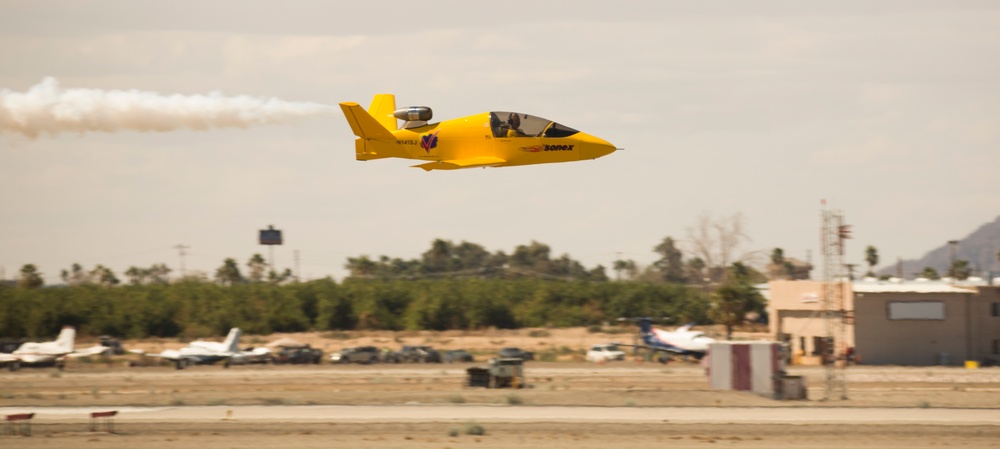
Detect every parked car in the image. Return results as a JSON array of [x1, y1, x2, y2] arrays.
[[98, 336, 126, 355], [585, 344, 626, 363], [385, 345, 441, 363], [442, 349, 475, 363], [229, 347, 274, 365], [330, 346, 381, 364], [273, 345, 322, 364], [498, 347, 534, 361]]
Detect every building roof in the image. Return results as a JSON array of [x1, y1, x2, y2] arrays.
[[852, 282, 977, 294]]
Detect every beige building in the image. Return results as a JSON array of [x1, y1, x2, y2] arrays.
[[768, 280, 854, 365], [769, 281, 1000, 366]]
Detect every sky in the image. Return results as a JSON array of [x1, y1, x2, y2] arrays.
[[1, 1, 999, 283]]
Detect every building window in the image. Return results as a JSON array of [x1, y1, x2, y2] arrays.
[[888, 301, 945, 320]]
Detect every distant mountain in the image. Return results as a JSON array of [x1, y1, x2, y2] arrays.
[[878, 215, 1000, 278]]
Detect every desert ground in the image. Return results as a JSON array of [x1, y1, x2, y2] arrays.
[[2, 327, 998, 448]]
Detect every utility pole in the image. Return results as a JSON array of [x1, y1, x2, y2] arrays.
[[294, 250, 301, 282], [174, 244, 189, 279], [947, 240, 959, 278], [844, 264, 857, 281]]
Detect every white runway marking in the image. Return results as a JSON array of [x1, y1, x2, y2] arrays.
[[3, 405, 998, 426]]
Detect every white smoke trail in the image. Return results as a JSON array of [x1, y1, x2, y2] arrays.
[[0, 77, 336, 138]]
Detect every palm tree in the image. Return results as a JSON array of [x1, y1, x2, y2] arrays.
[[147, 264, 172, 284], [653, 237, 685, 283], [345, 256, 377, 277], [247, 254, 267, 282], [769, 248, 788, 280], [947, 259, 971, 280], [612, 259, 628, 280], [215, 258, 244, 285], [90, 265, 120, 286], [18, 264, 44, 288], [864, 246, 879, 278], [125, 266, 147, 285], [422, 239, 454, 273]]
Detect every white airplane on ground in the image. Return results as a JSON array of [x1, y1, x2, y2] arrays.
[[614, 318, 716, 362], [0, 326, 107, 371], [154, 328, 244, 369]]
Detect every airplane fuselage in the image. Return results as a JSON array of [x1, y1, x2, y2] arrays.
[[342, 95, 618, 171], [359, 113, 615, 169]]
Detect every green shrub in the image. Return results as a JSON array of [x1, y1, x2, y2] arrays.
[[464, 422, 486, 435]]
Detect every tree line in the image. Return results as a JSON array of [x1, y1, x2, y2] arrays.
[[0, 278, 716, 340], [3, 213, 771, 340]]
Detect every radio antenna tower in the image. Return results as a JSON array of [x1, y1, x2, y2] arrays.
[[820, 201, 849, 400]]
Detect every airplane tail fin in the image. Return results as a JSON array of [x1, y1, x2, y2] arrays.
[[340, 99, 402, 160], [56, 326, 75, 352], [638, 318, 653, 336], [340, 102, 395, 141], [368, 94, 398, 131], [223, 328, 242, 353]]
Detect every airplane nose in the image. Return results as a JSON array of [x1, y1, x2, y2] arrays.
[[577, 133, 617, 160]]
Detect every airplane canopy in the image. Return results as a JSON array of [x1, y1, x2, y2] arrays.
[[489, 111, 579, 138]]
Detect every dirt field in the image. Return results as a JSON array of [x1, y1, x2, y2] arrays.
[[2, 328, 999, 447], [7, 422, 1000, 449]]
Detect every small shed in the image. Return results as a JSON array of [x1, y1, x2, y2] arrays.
[[708, 341, 783, 396]]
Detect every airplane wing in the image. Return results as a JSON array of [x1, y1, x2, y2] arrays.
[[413, 157, 506, 171], [150, 349, 184, 361], [67, 345, 109, 358], [612, 342, 690, 355]]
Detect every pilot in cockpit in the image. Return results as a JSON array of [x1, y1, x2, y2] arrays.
[[506, 113, 526, 137]]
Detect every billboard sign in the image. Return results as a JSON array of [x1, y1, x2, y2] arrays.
[[259, 226, 283, 245]]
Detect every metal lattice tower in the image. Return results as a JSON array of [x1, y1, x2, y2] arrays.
[[820, 204, 849, 400]]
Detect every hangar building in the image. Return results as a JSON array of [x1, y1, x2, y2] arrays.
[[768, 280, 1000, 366]]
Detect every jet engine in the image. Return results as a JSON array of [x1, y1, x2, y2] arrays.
[[393, 106, 432, 122]]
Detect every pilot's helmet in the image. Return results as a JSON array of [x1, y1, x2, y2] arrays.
[[508, 113, 520, 128]]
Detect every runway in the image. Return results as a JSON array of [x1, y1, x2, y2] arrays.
[[4, 405, 999, 426]]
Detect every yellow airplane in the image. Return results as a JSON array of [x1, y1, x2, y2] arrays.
[[340, 94, 618, 171]]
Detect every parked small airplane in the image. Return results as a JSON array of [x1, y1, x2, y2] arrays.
[[0, 326, 107, 371], [340, 94, 619, 171], [153, 328, 243, 370], [614, 318, 716, 361]]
